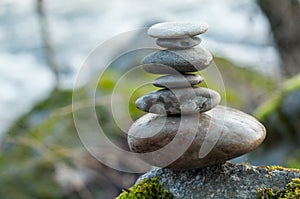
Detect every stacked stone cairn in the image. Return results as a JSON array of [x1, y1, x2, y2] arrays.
[[128, 22, 266, 170]]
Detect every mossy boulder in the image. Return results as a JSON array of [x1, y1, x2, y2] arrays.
[[257, 178, 300, 199], [135, 162, 300, 199]]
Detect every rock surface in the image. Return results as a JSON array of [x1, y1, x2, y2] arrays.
[[128, 106, 266, 169], [153, 74, 204, 88], [148, 22, 208, 38], [137, 162, 300, 199], [142, 47, 212, 74], [135, 87, 220, 115], [156, 37, 201, 49]]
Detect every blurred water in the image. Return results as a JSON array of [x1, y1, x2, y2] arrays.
[[0, 0, 280, 137]]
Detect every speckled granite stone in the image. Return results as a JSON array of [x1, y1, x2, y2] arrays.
[[137, 162, 300, 199], [135, 87, 220, 115]]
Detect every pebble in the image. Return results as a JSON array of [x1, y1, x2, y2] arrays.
[[148, 22, 208, 38], [153, 74, 204, 88], [128, 106, 266, 169], [156, 37, 201, 49], [142, 47, 212, 74], [135, 87, 220, 115]]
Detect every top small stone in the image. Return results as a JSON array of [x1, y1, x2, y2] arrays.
[[148, 22, 208, 38]]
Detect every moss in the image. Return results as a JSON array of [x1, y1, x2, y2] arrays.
[[257, 188, 277, 199], [116, 178, 173, 199], [262, 165, 300, 176], [257, 178, 300, 199], [265, 165, 300, 172]]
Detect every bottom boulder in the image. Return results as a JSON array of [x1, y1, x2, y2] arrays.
[[133, 162, 300, 199]]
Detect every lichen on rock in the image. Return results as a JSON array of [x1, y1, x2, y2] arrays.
[[257, 178, 300, 199]]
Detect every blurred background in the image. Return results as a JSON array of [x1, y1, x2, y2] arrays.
[[0, 0, 300, 198]]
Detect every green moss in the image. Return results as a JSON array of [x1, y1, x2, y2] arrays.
[[116, 178, 173, 199], [263, 165, 300, 174], [257, 178, 300, 199], [257, 188, 277, 199]]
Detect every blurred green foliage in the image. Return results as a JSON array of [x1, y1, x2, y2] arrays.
[[254, 74, 300, 167], [212, 57, 276, 110], [1, 90, 77, 199], [286, 149, 300, 169], [0, 67, 156, 198]]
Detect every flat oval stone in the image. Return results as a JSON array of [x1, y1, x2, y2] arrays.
[[148, 22, 208, 38], [142, 47, 212, 74], [156, 37, 201, 49], [135, 87, 220, 115], [128, 105, 266, 170], [153, 74, 204, 88]]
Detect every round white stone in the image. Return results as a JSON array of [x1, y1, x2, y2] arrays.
[[148, 22, 208, 38]]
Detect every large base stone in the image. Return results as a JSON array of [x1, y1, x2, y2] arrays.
[[128, 106, 266, 169], [137, 162, 300, 199]]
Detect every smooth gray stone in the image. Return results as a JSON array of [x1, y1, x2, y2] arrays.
[[142, 47, 212, 74], [156, 37, 201, 49], [137, 162, 299, 198], [135, 87, 220, 115], [153, 74, 204, 88], [148, 22, 208, 38], [128, 106, 267, 170]]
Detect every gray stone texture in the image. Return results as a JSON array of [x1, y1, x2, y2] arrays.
[[142, 47, 213, 74], [137, 162, 300, 199], [153, 74, 204, 88], [128, 106, 266, 169], [156, 37, 201, 49], [135, 87, 220, 115], [148, 22, 208, 38]]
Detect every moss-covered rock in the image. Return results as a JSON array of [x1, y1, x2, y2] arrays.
[[257, 178, 300, 199], [136, 162, 300, 199], [116, 178, 173, 199]]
